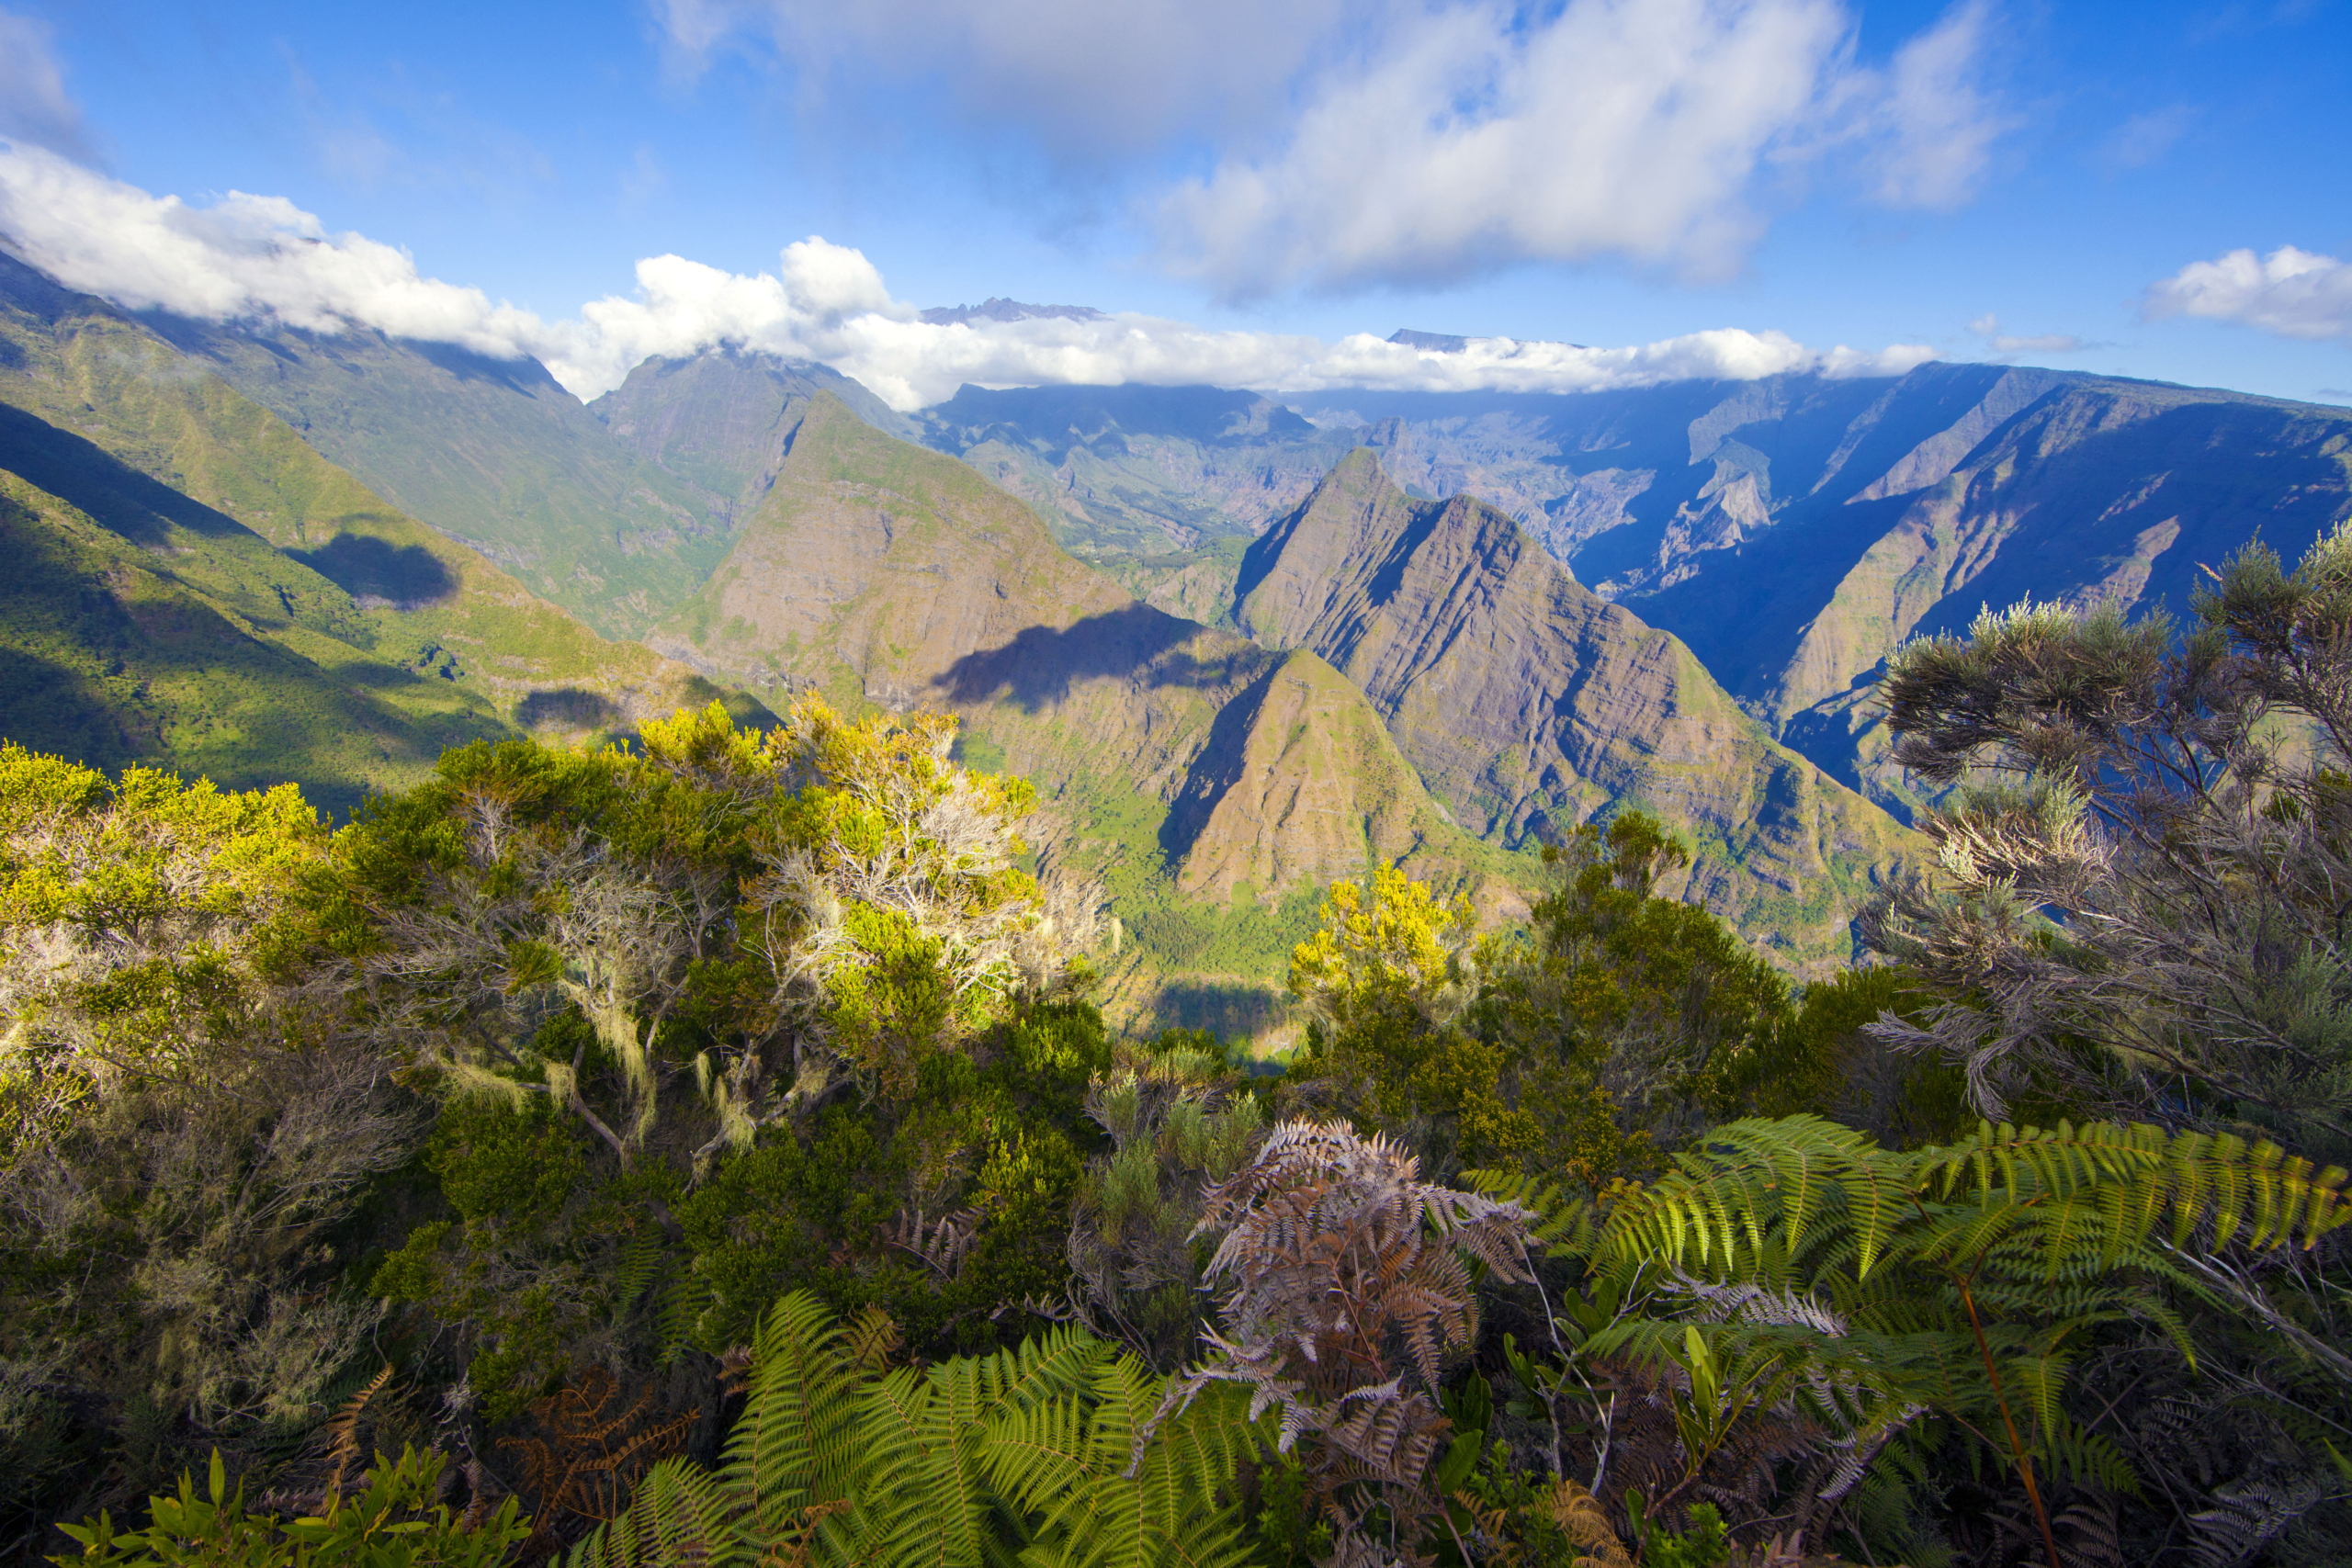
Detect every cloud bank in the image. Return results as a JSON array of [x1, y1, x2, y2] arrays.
[[2145, 246, 2352, 343], [672, 0, 2010, 298], [0, 141, 1938, 409]]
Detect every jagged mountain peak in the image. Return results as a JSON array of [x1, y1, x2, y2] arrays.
[[1235, 449, 1912, 964]]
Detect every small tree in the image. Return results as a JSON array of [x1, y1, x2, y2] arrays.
[[1864, 524, 2352, 1160], [1286, 818, 1791, 1184], [337, 699, 1097, 1172]]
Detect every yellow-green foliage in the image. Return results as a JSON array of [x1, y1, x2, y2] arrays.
[[0, 741, 325, 1097], [328, 699, 1109, 1413], [1284, 814, 1792, 1181], [0, 743, 322, 927]]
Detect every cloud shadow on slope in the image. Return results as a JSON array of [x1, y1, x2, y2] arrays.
[[931, 601, 1264, 712], [288, 534, 458, 606], [0, 403, 260, 548]]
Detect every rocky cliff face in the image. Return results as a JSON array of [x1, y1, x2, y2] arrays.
[[1641, 375, 2352, 812], [936, 369, 2352, 820], [1236, 451, 1913, 960]]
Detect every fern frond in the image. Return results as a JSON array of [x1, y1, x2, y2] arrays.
[[322, 1364, 394, 1501], [612, 1231, 664, 1314], [571, 1459, 746, 1568], [654, 1269, 715, 1369], [715, 1290, 863, 1543]]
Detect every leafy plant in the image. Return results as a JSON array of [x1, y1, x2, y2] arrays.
[[53, 1447, 528, 1567], [1866, 525, 2352, 1163]]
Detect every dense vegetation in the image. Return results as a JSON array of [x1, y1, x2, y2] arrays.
[[12, 525, 2352, 1566]]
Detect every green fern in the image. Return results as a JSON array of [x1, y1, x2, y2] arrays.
[[571, 1292, 1254, 1568], [652, 1269, 714, 1369], [1469, 1113, 2352, 1553], [571, 1461, 744, 1568], [984, 1359, 1258, 1568]]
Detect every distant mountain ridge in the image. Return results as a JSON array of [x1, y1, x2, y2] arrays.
[[918, 299, 1109, 326], [38, 258, 2337, 988], [1236, 451, 1907, 957], [590, 347, 915, 527], [644, 392, 1497, 908]]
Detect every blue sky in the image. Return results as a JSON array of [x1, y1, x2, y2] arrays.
[[2, 0, 2348, 407]]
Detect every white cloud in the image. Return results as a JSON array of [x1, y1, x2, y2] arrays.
[[2144, 246, 2352, 342], [1867, 0, 2008, 209], [1157, 0, 2009, 296], [0, 141, 548, 354], [0, 141, 1939, 409], [669, 0, 2011, 296], [1966, 312, 2088, 355], [656, 0, 1373, 157], [0, 9, 96, 162]]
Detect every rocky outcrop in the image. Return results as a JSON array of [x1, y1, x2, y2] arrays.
[[1236, 451, 1914, 961]]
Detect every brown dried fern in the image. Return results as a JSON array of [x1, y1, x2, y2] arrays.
[[1143, 1120, 1538, 1564], [323, 1363, 397, 1503], [500, 1366, 697, 1557]]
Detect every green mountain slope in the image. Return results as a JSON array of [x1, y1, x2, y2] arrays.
[[653, 392, 1513, 1032], [0, 254, 761, 812], [1162, 648, 1477, 902], [0, 468, 503, 816], [1236, 450, 1914, 964], [138, 312, 719, 639]]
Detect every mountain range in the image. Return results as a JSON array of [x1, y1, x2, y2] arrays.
[[913, 367, 2352, 818], [6, 254, 2347, 1031]]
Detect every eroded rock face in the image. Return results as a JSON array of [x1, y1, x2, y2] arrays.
[[1646, 375, 2352, 816], [1236, 451, 1914, 961]]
